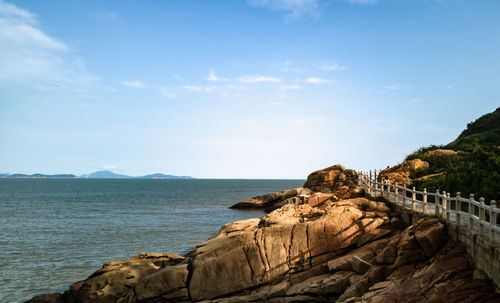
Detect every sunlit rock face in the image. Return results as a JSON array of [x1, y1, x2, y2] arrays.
[[26, 165, 499, 303], [378, 159, 429, 186]]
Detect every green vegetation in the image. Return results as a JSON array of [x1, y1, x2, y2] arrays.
[[405, 107, 500, 202]]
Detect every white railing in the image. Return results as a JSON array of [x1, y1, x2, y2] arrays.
[[358, 170, 500, 246]]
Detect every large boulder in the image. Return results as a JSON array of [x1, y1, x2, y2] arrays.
[[378, 159, 429, 185], [303, 164, 361, 197], [230, 187, 307, 211]]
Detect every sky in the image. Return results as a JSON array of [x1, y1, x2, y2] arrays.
[[0, 0, 499, 178]]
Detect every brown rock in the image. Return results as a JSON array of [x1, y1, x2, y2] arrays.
[[25, 294, 63, 303], [426, 149, 457, 157], [303, 164, 359, 196], [134, 263, 189, 301], [378, 159, 429, 185], [307, 192, 335, 208], [230, 187, 303, 210], [351, 256, 372, 274]]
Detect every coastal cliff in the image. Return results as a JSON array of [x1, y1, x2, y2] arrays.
[[27, 164, 499, 303]]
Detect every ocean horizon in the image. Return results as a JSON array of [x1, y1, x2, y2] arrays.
[[0, 178, 304, 302]]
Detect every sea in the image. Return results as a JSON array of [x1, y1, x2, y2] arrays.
[[0, 178, 304, 302]]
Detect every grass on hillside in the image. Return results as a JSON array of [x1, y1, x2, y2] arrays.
[[404, 108, 500, 202]]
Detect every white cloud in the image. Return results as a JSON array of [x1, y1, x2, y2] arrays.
[[409, 98, 421, 104], [385, 84, 401, 90], [289, 117, 325, 124], [247, 0, 319, 20], [225, 84, 246, 90], [183, 85, 216, 92], [206, 70, 228, 82], [184, 85, 203, 91], [280, 84, 301, 90], [344, 0, 377, 3], [0, 1, 97, 92], [320, 63, 346, 71], [160, 88, 176, 99], [103, 164, 115, 170], [270, 101, 285, 107], [446, 84, 453, 89], [122, 80, 144, 88], [306, 77, 331, 84], [239, 76, 282, 83], [0, 0, 36, 23]]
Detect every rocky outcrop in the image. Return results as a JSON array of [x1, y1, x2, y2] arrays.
[[230, 187, 309, 211], [425, 148, 457, 157], [303, 164, 360, 196], [378, 159, 429, 185], [231, 164, 364, 212], [28, 164, 499, 303]]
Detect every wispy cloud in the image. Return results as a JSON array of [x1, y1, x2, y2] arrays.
[[280, 84, 301, 90], [103, 164, 115, 170], [385, 84, 401, 90], [289, 117, 325, 124], [0, 1, 97, 92], [344, 0, 377, 4], [122, 80, 144, 88], [160, 88, 176, 99], [183, 85, 216, 92], [270, 101, 285, 107], [306, 77, 331, 84], [206, 70, 228, 82], [239, 76, 282, 83], [320, 62, 346, 71], [385, 84, 412, 91], [247, 0, 319, 20]]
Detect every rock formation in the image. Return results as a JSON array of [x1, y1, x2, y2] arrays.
[[231, 164, 363, 212], [377, 159, 429, 185], [27, 164, 500, 303]]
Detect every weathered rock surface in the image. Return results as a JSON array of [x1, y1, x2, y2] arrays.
[[28, 164, 499, 303], [378, 159, 429, 185], [303, 164, 361, 197], [230, 187, 307, 211], [230, 164, 364, 212], [425, 148, 458, 157]]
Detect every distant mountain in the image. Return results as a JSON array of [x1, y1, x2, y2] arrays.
[[0, 173, 76, 178], [79, 170, 131, 179], [0, 170, 194, 179], [140, 173, 194, 179], [79, 170, 194, 179]]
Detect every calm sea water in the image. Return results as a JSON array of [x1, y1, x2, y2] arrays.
[[0, 178, 304, 302]]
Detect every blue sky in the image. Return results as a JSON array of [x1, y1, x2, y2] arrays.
[[0, 0, 499, 178]]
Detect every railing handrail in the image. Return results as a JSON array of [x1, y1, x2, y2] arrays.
[[357, 170, 499, 245]]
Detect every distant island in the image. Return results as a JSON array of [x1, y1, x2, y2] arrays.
[[0, 170, 194, 179]]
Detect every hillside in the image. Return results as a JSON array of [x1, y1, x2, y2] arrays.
[[403, 107, 500, 201]]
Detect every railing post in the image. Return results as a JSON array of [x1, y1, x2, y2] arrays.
[[442, 191, 447, 220], [447, 193, 451, 222], [479, 198, 485, 237], [411, 187, 416, 210], [402, 184, 407, 207], [394, 182, 399, 203], [469, 194, 475, 231], [490, 200, 496, 244], [435, 189, 440, 216], [423, 188, 427, 214], [456, 192, 461, 227]]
